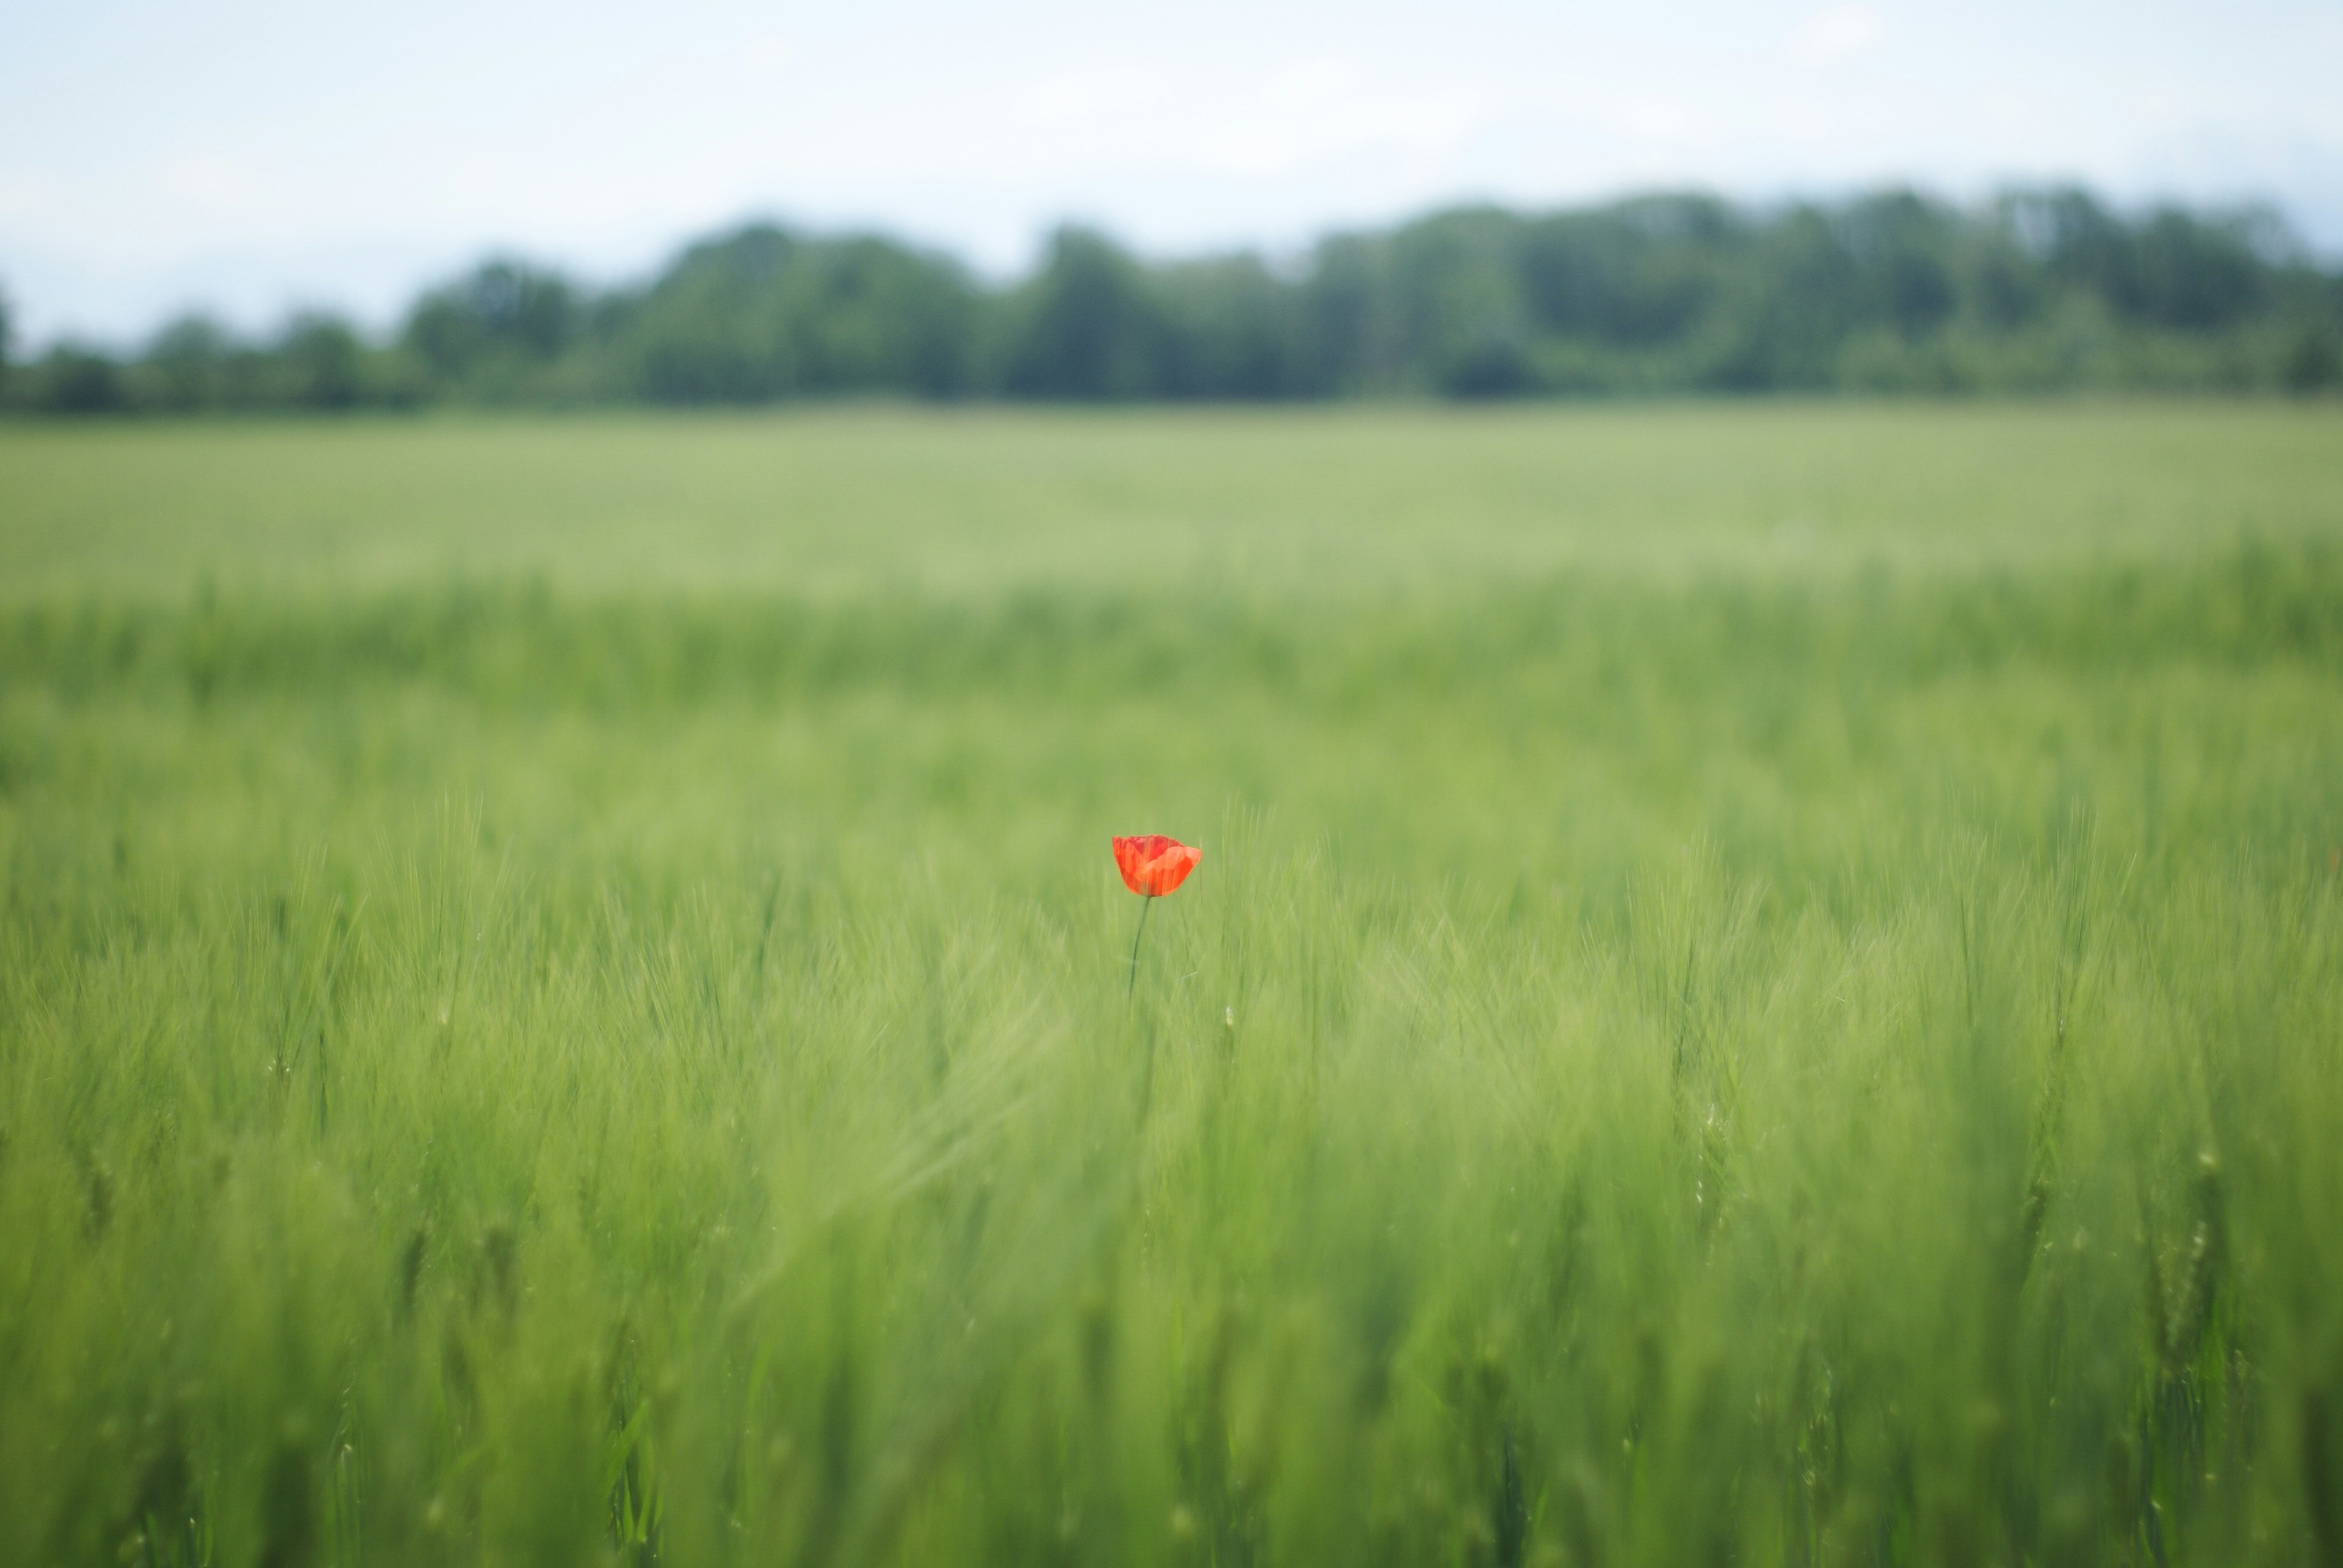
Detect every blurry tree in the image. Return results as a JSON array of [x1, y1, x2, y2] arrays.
[[1153, 254, 1307, 398], [1697, 207, 1866, 390], [788, 235, 979, 396], [621, 226, 805, 402], [1518, 195, 1738, 348], [2284, 318, 2342, 393], [1295, 234, 1391, 392], [275, 313, 366, 410], [31, 344, 129, 414], [2002, 188, 2136, 299], [404, 260, 580, 391], [1000, 227, 1169, 399], [1836, 191, 1959, 335], [2129, 211, 2265, 329], [139, 315, 238, 412], [1383, 207, 1535, 393], [600, 225, 977, 403], [1964, 232, 2048, 330], [8, 186, 2343, 415]]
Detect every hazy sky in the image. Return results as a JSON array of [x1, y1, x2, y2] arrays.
[[5, 0, 2341, 346]]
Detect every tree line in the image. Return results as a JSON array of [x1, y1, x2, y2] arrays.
[[4, 186, 2340, 414]]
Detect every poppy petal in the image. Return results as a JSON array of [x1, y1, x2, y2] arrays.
[[1112, 834, 1199, 897]]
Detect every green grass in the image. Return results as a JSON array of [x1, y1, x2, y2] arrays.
[[2, 405, 2341, 1567]]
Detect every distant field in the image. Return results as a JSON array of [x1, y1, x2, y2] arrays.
[[6, 403, 2342, 599], [2, 405, 2341, 1566]]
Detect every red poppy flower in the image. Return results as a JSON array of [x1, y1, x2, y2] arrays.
[[1113, 834, 1201, 898]]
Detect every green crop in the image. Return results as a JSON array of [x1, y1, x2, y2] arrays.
[[1, 405, 2339, 1566]]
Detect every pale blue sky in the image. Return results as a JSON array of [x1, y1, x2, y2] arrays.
[[5, 0, 2340, 346]]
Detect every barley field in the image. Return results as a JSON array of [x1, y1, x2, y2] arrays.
[[2, 405, 2341, 1567]]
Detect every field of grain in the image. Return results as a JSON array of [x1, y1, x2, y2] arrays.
[[2, 405, 2341, 1567]]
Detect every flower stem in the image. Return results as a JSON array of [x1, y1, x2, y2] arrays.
[[1126, 895, 1155, 1004]]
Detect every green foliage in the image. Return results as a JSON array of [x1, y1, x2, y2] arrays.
[[2, 407, 2342, 1564], [1001, 227, 1176, 399], [595, 226, 980, 404], [22, 342, 133, 413], [272, 313, 370, 411], [136, 316, 247, 413], [401, 261, 583, 400], [8, 188, 2342, 417]]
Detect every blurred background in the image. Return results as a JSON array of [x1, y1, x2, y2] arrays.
[[4, 0, 2341, 411], [8, 8, 2343, 1565]]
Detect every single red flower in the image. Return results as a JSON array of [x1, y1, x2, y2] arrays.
[[1113, 834, 1201, 898]]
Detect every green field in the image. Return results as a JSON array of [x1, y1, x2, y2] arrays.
[[2, 405, 2341, 1567]]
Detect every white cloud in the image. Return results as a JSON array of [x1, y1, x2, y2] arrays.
[[736, 30, 795, 80], [159, 155, 269, 216], [1196, 62, 1495, 178], [1013, 60, 1176, 129], [1610, 94, 1712, 148], [1792, 5, 1886, 68], [9, 0, 2343, 342], [989, 53, 1495, 183]]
